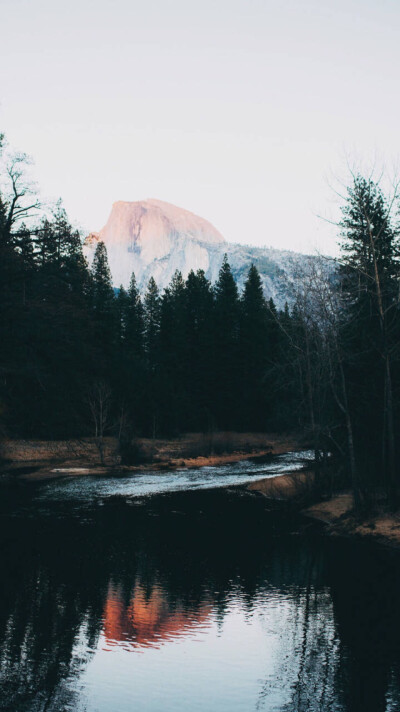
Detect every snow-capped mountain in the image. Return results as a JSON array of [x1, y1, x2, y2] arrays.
[[83, 199, 315, 308]]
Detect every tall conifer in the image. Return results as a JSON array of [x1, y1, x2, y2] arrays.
[[213, 255, 240, 428], [240, 265, 269, 429]]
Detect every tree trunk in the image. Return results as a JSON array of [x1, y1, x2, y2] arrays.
[[385, 356, 397, 507]]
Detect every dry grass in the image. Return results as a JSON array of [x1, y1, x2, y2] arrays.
[[303, 493, 354, 523], [7, 432, 305, 482], [304, 493, 400, 548], [248, 470, 315, 501], [251, 472, 400, 549]]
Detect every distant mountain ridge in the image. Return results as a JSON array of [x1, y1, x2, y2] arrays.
[[83, 199, 315, 308]]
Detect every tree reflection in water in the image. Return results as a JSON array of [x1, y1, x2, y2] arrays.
[[0, 486, 399, 711]]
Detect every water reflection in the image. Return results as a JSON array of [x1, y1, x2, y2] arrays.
[[103, 581, 213, 650], [0, 485, 400, 711]]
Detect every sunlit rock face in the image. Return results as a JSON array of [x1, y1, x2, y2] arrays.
[[84, 198, 225, 291], [84, 198, 315, 307]]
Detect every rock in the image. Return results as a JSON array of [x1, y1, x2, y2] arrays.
[[83, 198, 322, 308]]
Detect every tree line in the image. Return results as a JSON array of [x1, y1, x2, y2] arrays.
[[0, 197, 296, 441], [2, 134, 400, 505]]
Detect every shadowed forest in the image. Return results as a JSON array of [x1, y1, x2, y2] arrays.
[[2, 134, 400, 507]]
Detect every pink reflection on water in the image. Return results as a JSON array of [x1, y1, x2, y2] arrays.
[[102, 581, 213, 651]]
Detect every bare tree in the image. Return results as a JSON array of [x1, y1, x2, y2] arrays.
[[0, 148, 40, 243], [86, 381, 113, 465], [293, 257, 363, 506]]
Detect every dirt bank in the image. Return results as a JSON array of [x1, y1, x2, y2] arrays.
[[248, 469, 315, 501], [249, 471, 400, 549], [303, 494, 400, 548]]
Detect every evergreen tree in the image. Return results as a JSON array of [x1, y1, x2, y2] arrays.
[[239, 265, 270, 429], [158, 271, 188, 433], [143, 277, 161, 436], [91, 241, 114, 312], [126, 273, 145, 359], [144, 277, 161, 367], [339, 175, 400, 502], [185, 269, 214, 430], [116, 285, 129, 345], [90, 241, 117, 386], [114, 274, 146, 442], [213, 255, 240, 429]]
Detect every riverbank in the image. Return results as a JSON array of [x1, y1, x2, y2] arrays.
[[4, 435, 400, 550], [0, 432, 304, 482], [248, 469, 315, 501], [248, 471, 400, 549], [304, 494, 400, 548]]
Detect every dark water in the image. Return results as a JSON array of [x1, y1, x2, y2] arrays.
[[1, 459, 400, 712]]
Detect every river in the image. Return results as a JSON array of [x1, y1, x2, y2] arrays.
[[1, 451, 399, 711]]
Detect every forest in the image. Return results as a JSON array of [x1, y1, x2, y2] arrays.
[[1, 132, 400, 508]]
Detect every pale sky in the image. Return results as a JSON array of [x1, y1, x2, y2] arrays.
[[1, 0, 400, 255]]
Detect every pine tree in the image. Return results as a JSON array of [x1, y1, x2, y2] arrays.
[[143, 277, 162, 436], [90, 241, 117, 379], [239, 265, 270, 429], [158, 271, 188, 433], [185, 269, 214, 430], [91, 242, 114, 311], [126, 273, 144, 358], [144, 277, 161, 367], [213, 255, 240, 429], [339, 175, 400, 503], [111, 276, 146, 445], [116, 285, 129, 345]]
